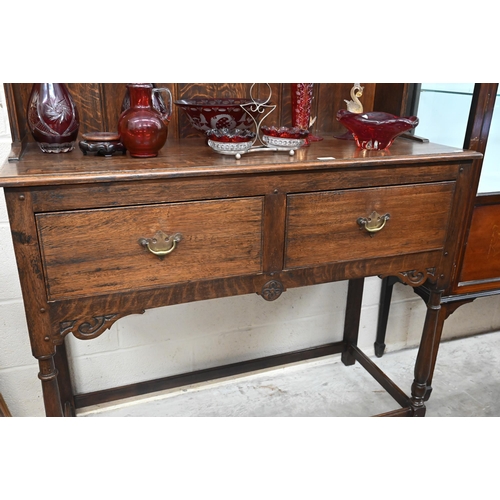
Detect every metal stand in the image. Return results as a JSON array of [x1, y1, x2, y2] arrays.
[[208, 83, 306, 159]]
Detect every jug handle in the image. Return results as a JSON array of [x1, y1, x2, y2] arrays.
[[153, 87, 173, 122]]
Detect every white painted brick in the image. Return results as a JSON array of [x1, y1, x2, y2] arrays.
[[117, 282, 349, 349], [443, 295, 500, 341], [490, 295, 500, 329], [384, 297, 426, 352], [192, 312, 346, 371], [70, 337, 193, 394], [253, 281, 348, 327], [0, 224, 22, 300], [117, 296, 260, 349], [65, 322, 120, 357], [0, 300, 33, 368], [361, 276, 383, 307], [391, 281, 419, 303], [0, 142, 10, 164], [357, 303, 382, 352], [0, 84, 11, 141], [0, 364, 44, 417], [0, 188, 8, 223]]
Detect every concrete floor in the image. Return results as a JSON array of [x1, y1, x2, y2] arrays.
[[78, 330, 500, 417]]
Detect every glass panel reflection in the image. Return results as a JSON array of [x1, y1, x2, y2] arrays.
[[479, 96, 500, 194], [416, 83, 474, 148]]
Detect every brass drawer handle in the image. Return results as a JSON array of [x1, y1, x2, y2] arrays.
[[139, 230, 182, 256], [357, 211, 390, 234]]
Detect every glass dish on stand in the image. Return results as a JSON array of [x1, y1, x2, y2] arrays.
[[206, 129, 256, 159], [205, 84, 309, 158], [260, 125, 308, 150]]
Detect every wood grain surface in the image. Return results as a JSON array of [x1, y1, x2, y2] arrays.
[[458, 203, 500, 285], [285, 182, 455, 268], [36, 197, 264, 299]]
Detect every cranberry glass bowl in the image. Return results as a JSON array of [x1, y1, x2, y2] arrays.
[[261, 126, 308, 150], [336, 110, 419, 150], [206, 128, 256, 143], [260, 126, 309, 139], [174, 98, 259, 134], [206, 128, 255, 156]]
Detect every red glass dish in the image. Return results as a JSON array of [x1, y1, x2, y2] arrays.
[[260, 126, 309, 139], [206, 128, 256, 143], [336, 110, 419, 150], [175, 98, 261, 134]]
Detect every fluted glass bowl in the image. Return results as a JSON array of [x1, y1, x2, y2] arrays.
[[260, 126, 309, 139], [337, 110, 419, 150], [206, 128, 256, 143], [206, 128, 255, 156], [261, 126, 308, 150]]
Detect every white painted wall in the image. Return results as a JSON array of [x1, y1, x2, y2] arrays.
[[1, 84, 500, 417]]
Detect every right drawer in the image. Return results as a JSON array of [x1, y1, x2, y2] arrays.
[[284, 182, 455, 269]]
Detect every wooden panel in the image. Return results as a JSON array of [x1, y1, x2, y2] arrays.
[[36, 197, 264, 300], [67, 83, 105, 133], [100, 83, 127, 132], [316, 83, 377, 137], [285, 182, 455, 269], [373, 83, 414, 116], [458, 203, 500, 285]]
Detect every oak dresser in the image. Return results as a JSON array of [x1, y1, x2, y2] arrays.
[[0, 136, 482, 416]]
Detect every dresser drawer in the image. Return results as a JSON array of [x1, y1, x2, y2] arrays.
[[285, 182, 455, 269], [36, 197, 264, 300]]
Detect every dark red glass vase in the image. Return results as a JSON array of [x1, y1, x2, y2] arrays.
[[118, 83, 169, 158], [27, 83, 80, 153], [291, 83, 322, 145]]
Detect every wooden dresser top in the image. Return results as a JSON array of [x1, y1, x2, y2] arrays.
[[0, 137, 482, 188]]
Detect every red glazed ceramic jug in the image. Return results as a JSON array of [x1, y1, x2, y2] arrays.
[[118, 83, 172, 158]]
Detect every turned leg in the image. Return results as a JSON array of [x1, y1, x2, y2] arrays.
[[410, 287, 443, 416], [419, 304, 447, 401], [341, 278, 365, 366], [38, 355, 64, 417], [422, 298, 476, 401], [374, 276, 399, 357]]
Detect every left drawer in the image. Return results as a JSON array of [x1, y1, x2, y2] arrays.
[[36, 197, 264, 300]]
